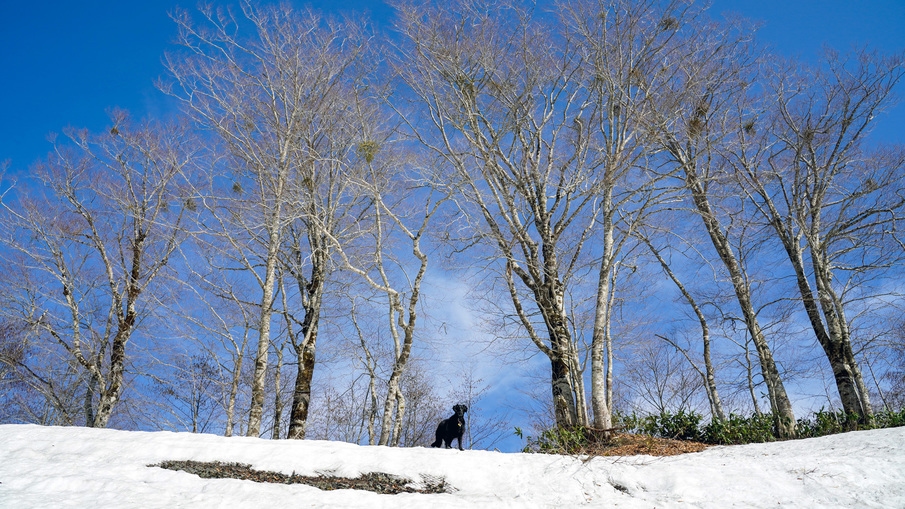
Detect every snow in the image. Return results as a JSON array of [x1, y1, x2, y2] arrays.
[[1, 424, 903, 508]]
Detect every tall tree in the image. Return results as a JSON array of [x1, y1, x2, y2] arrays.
[[647, 13, 798, 436], [331, 155, 448, 446], [172, 250, 258, 437], [559, 0, 696, 429], [393, 0, 607, 427], [638, 227, 726, 421], [0, 111, 193, 428], [731, 50, 905, 424], [164, 1, 371, 437]]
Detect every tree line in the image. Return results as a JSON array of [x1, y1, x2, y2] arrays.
[[1, 0, 904, 446]]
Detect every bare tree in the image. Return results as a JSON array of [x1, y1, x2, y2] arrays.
[[880, 321, 905, 410], [646, 15, 797, 436], [164, 2, 372, 438], [447, 367, 513, 450], [329, 143, 448, 445], [0, 314, 82, 425], [343, 295, 382, 444], [169, 254, 256, 436], [623, 339, 706, 415], [559, 0, 696, 429], [731, 50, 905, 425], [394, 361, 448, 447], [149, 353, 223, 433], [638, 227, 726, 421], [393, 0, 615, 429], [0, 111, 193, 428]]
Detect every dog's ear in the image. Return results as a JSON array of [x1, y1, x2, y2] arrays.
[[452, 404, 460, 412], [462, 405, 468, 413]]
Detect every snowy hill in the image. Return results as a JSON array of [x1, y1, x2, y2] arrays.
[[1, 424, 903, 508]]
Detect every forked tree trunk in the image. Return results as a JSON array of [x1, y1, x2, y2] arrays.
[[540, 287, 581, 428], [590, 199, 616, 430], [94, 262, 141, 429], [811, 248, 872, 424], [748, 180, 874, 426], [379, 377, 401, 446]]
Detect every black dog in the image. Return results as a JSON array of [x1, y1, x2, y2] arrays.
[[431, 404, 468, 450]]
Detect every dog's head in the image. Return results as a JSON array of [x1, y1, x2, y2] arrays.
[[452, 404, 468, 417]]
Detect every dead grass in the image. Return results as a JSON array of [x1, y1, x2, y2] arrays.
[[583, 431, 709, 457]]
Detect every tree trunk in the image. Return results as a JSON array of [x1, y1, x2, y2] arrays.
[[743, 334, 762, 415], [286, 319, 317, 440], [701, 320, 725, 421], [84, 370, 98, 427], [811, 247, 872, 424], [551, 357, 577, 429], [756, 188, 874, 426], [224, 347, 244, 437], [684, 166, 796, 437], [391, 389, 406, 447], [247, 251, 278, 437], [536, 279, 581, 429], [286, 236, 326, 440], [643, 235, 726, 421], [92, 343, 123, 428], [379, 376, 400, 446], [272, 345, 284, 439], [367, 376, 378, 445], [93, 307, 134, 428], [590, 202, 615, 429], [355, 316, 379, 445]]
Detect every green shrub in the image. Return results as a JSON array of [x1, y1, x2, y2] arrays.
[[873, 408, 905, 428], [519, 407, 905, 455], [796, 408, 848, 438], [516, 425, 590, 454], [702, 413, 776, 445], [614, 410, 703, 440], [643, 410, 703, 441]]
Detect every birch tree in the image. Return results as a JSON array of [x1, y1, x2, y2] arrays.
[[647, 16, 798, 436], [559, 0, 696, 429], [171, 248, 258, 437], [393, 0, 609, 428], [163, 2, 371, 437], [638, 227, 726, 421], [331, 152, 447, 445], [0, 112, 193, 428], [731, 50, 905, 424]]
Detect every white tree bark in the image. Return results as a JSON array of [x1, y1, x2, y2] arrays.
[[164, 2, 371, 437], [0, 112, 192, 428]]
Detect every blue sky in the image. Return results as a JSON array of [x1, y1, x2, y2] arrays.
[[0, 1, 903, 449], [1, 1, 903, 172]]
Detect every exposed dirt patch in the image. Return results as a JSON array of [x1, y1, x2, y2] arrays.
[[151, 460, 453, 495], [584, 431, 709, 457]]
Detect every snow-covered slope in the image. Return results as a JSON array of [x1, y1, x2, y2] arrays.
[[1, 424, 903, 508]]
